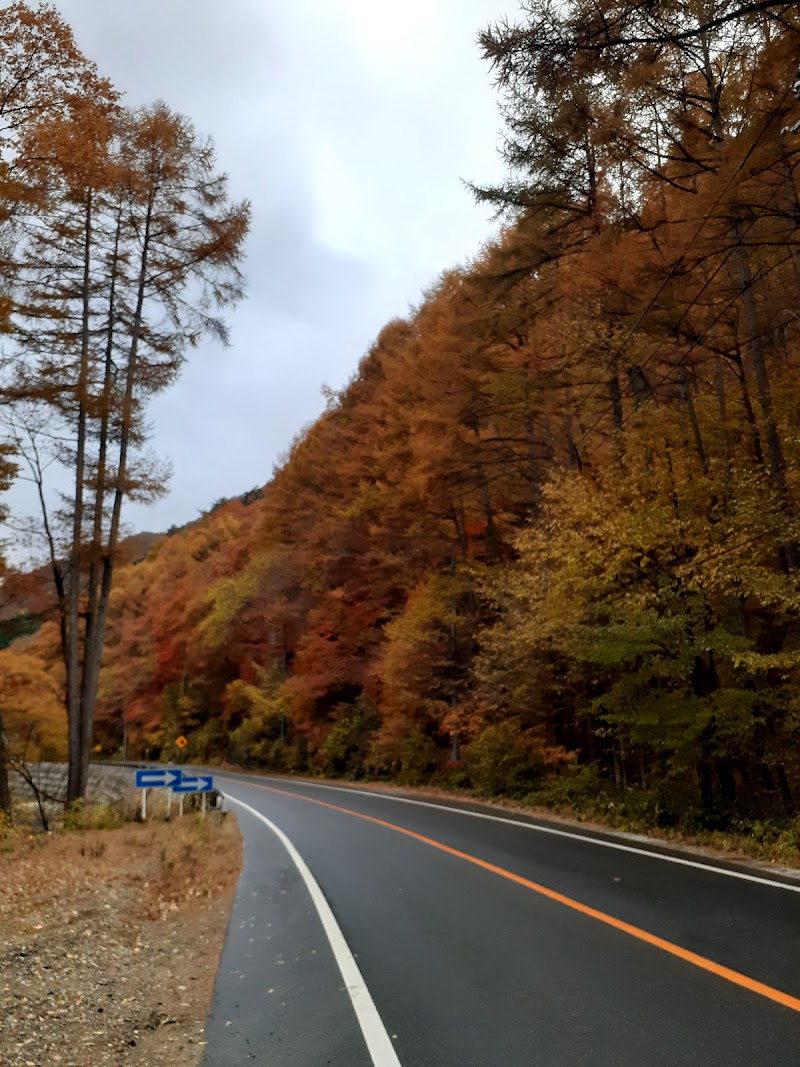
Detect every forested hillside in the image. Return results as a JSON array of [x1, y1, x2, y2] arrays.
[[6, 1, 800, 835]]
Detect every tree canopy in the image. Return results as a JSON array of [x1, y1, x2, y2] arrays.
[[5, 0, 800, 835]]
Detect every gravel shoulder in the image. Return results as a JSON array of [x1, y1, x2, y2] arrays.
[[0, 812, 241, 1067]]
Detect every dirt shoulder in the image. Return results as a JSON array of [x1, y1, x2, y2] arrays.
[[0, 812, 241, 1067]]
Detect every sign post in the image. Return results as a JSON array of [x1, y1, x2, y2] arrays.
[[135, 769, 183, 821], [172, 772, 213, 816], [133, 768, 214, 820]]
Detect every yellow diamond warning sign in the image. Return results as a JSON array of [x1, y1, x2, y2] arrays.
[[175, 735, 188, 750]]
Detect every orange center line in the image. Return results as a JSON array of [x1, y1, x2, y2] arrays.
[[233, 778, 800, 1015]]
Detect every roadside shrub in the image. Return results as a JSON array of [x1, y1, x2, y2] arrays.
[[320, 703, 378, 778], [774, 817, 800, 859], [282, 734, 309, 774], [191, 716, 230, 763], [465, 721, 562, 797], [366, 720, 439, 785], [530, 764, 616, 811], [64, 799, 123, 832]]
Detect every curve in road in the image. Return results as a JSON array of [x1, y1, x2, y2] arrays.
[[202, 773, 800, 1066]]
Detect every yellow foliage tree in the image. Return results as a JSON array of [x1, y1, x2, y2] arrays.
[[0, 650, 66, 761]]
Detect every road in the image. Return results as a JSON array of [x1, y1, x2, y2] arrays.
[[201, 772, 800, 1066]]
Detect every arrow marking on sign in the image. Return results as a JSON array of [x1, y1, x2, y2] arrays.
[[172, 774, 214, 793], [134, 769, 183, 789]]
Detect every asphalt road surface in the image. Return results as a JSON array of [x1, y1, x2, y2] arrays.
[[201, 773, 800, 1066]]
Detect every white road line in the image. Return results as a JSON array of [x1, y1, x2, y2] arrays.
[[223, 794, 402, 1067], [227, 775, 800, 895]]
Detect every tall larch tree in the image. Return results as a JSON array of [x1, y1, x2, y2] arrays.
[[8, 95, 250, 802]]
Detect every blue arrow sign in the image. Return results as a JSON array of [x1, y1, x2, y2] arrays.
[[172, 773, 214, 794], [135, 768, 182, 789]]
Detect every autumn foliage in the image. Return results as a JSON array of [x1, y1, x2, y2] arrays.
[[6, 2, 800, 835], [0, 3, 249, 802]]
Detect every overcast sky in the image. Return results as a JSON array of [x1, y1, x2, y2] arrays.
[[10, 0, 515, 540]]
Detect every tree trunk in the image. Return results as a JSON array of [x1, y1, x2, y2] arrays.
[[609, 364, 623, 433], [714, 354, 731, 474], [0, 711, 11, 825], [83, 207, 122, 692], [78, 207, 125, 781], [564, 416, 583, 471], [448, 500, 469, 559], [730, 221, 796, 569], [731, 348, 766, 468], [612, 740, 622, 789], [677, 364, 709, 474], [66, 189, 93, 806], [78, 183, 156, 770], [715, 758, 737, 807], [775, 763, 794, 813], [699, 749, 714, 813], [480, 476, 498, 563]]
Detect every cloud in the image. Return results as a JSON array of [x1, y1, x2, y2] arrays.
[[4, 0, 512, 542]]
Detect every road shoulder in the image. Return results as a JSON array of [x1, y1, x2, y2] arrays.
[[0, 812, 241, 1067]]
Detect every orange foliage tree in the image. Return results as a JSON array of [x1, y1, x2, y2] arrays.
[[1, 6, 250, 802], [16, 0, 800, 832]]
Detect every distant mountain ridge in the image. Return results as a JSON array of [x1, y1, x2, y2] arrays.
[[0, 531, 163, 624]]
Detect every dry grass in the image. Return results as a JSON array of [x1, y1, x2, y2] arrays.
[[0, 811, 241, 1067]]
